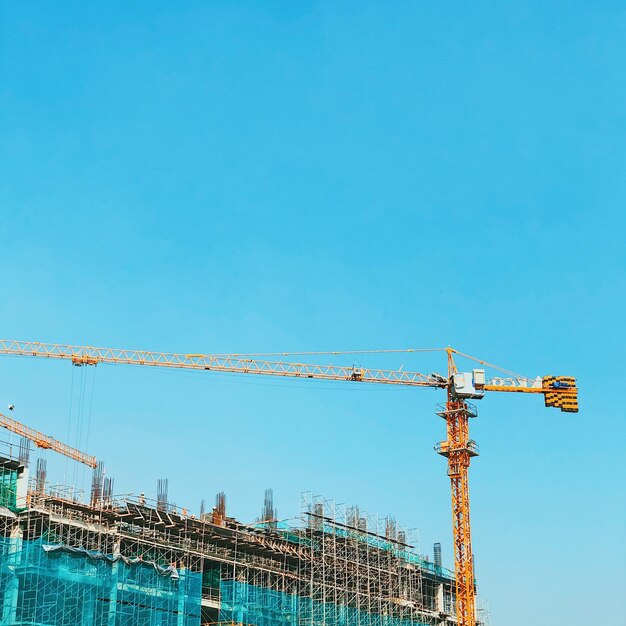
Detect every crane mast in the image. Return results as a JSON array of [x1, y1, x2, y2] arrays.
[[0, 339, 578, 626], [438, 349, 479, 625]]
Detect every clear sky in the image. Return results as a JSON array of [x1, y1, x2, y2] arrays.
[[0, 2, 624, 625]]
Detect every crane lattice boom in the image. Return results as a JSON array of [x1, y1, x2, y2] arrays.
[[0, 412, 97, 468], [0, 339, 442, 386]]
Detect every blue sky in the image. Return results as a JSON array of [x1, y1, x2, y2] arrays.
[[0, 2, 624, 624]]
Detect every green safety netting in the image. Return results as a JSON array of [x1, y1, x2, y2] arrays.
[[219, 581, 432, 626], [0, 467, 17, 511], [0, 538, 202, 625]]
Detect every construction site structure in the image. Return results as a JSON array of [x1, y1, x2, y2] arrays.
[[0, 434, 462, 626], [0, 339, 579, 626]]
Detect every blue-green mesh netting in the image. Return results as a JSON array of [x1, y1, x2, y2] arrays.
[[0, 467, 17, 511], [219, 581, 432, 626], [0, 538, 201, 625]]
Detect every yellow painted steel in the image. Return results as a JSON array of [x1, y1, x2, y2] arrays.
[[0, 412, 97, 468], [0, 339, 440, 387]]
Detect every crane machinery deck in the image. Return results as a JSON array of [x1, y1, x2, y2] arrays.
[[0, 338, 578, 626]]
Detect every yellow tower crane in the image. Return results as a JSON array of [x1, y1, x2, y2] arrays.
[[0, 339, 578, 626]]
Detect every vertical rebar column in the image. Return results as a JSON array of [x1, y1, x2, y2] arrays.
[[90, 462, 104, 507], [157, 479, 169, 511], [18, 438, 31, 467], [35, 458, 47, 494]]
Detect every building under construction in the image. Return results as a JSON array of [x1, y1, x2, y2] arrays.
[[0, 339, 581, 626], [0, 437, 459, 626]]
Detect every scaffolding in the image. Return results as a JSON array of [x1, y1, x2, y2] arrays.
[[0, 537, 202, 625], [213, 495, 456, 626], [296, 493, 455, 626], [0, 442, 457, 626], [0, 486, 203, 626]]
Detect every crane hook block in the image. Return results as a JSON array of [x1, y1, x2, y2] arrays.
[[542, 376, 578, 413]]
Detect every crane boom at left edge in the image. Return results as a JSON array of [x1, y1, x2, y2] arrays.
[[0, 412, 97, 468]]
